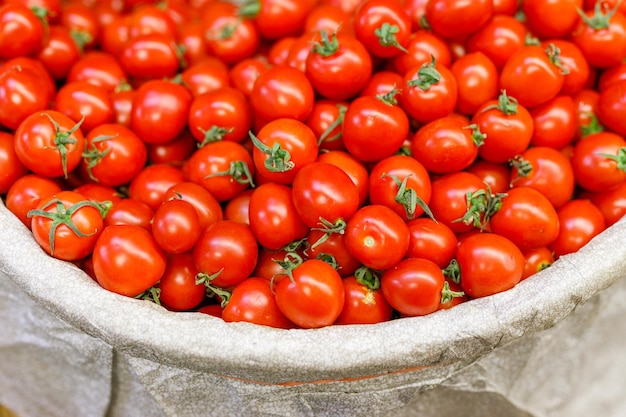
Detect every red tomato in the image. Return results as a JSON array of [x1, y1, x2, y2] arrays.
[[521, 246, 554, 280], [28, 190, 105, 261], [391, 30, 452, 75], [291, 161, 360, 228], [368, 155, 432, 221], [580, 181, 626, 226], [353, 0, 412, 58], [450, 52, 499, 116], [128, 163, 186, 211], [305, 32, 373, 101], [465, 15, 528, 70], [529, 95, 577, 149], [334, 274, 393, 325], [510, 146, 575, 209], [80, 123, 148, 187], [0, 131, 28, 195], [381, 257, 445, 317], [490, 187, 560, 251], [223, 189, 252, 225], [305, 100, 348, 151], [0, 3, 46, 59], [92, 224, 167, 297], [163, 181, 223, 231], [152, 199, 201, 254], [344, 204, 410, 270], [411, 115, 482, 173], [241, 0, 313, 41], [146, 130, 196, 166], [471, 91, 534, 163], [274, 259, 345, 328], [342, 93, 409, 162], [130, 79, 192, 145], [306, 227, 362, 278], [424, 0, 493, 39], [571, 131, 626, 192], [5, 174, 62, 228], [185, 140, 255, 202], [67, 51, 128, 92], [456, 233, 525, 298], [156, 253, 206, 311], [499, 44, 567, 109], [119, 33, 182, 80], [222, 277, 294, 329], [316, 150, 370, 206], [36, 25, 82, 81], [228, 56, 271, 97], [53, 81, 114, 134], [406, 217, 458, 269], [127, 3, 177, 40], [193, 220, 258, 288], [249, 65, 315, 123], [543, 39, 590, 97], [188, 87, 252, 146], [549, 199, 606, 259], [248, 182, 310, 251], [180, 56, 231, 98], [250, 117, 318, 185], [399, 58, 458, 124], [103, 197, 154, 231], [466, 159, 511, 195], [14, 110, 86, 178], [597, 79, 626, 136], [522, 0, 583, 39]]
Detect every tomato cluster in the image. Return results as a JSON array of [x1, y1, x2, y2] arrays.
[[1, 0, 626, 329]]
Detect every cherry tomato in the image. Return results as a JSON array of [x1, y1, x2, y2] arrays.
[[222, 277, 294, 329], [543, 39, 590, 97], [128, 163, 186, 211], [92, 224, 167, 297], [353, 0, 412, 58], [241, 0, 313, 41], [406, 217, 458, 269], [316, 150, 370, 206], [522, 0, 583, 39], [335, 274, 393, 325], [0, 132, 28, 195], [451, 52, 499, 116], [163, 181, 223, 231], [152, 198, 201, 254], [0, 3, 46, 59], [597, 79, 626, 136], [344, 204, 410, 271], [66, 51, 128, 92], [521, 246, 554, 280], [28, 190, 105, 261], [223, 189, 252, 225], [103, 197, 154, 231], [391, 30, 452, 75], [529, 95, 577, 149], [580, 181, 626, 226], [305, 100, 348, 151], [274, 259, 345, 329], [425, 0, 493, 39], [549, 199, 606, 259], [5, 174, 62, 228], [465, 15, 528, 70], [466, 159, 511, 195], [571, 131, 626, 192], [119, 33, 182, 80], [456, 232, 525, 298], [156, 253, 206, 311], [180, 56, 231, 98], [381, 257, 445, 316], [14, 110, 85, 179]]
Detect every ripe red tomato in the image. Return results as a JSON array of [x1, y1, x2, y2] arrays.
[[305, 32, 373, 101], [490, 187, 560, 251], [456, 232, 525, 298], [53, 81, 115, 134], [181, 56, 231, 98], [544, 39, 590, 97], [248, 182, 310, 251], [521, 246, 554, 280], [571, 131, 626, 192], [156, 253, 206, 311], [316, 150, 370, 206], [0, 3, 46, 59], [549, 199, 606, 259], [424, 0, 493, 39], [66, 51, 128, 92], [466, 160, 511, 195], [242, 0, 313, 41], [381, 257, 445, 316], [291, 161, 360, 229], [580, 181, 626, 226], [103, 197, 154, 231], [28, 190, 106, 261], [119, 33, 182, 80], [152, 199, 201, 254], [406, 217, 458, 269], [274, 259, 345, 329], [391, 30, 452, 75], [465, 15, 527, 70], [162, 181, 224, 231], [305, 99, 348, 151], [597, 79, 626, 137], [128, 163, 186, 211], [0, 131, 28, 195], [334, 274, 393, 325], [5, 174, 63, 228], [344, 204, 410, 271], [80, 123, 148, 187], [193, 220, 258, 288], [14, 110, 85, 178], [451, 52, 499, 116], [529, 95, 577, 149], [36, 25, 82, 81], [522, 0, 583, 39], [342, 93, 409, 162], [92, 224, 167, 297], [222, 277, 294, 329], [411, 115, 482, 173], [353, 0, 412, 58], [368, 155, 432, 221]]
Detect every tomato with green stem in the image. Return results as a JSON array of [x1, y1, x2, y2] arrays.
[[381, 257, 445, 317], [456, 232, 525, 298], [14, 110, 85, 179], [521, 246, 554, 280], [80, 123, 147, 187], [274, 258, 345, 329], [353, 0, 412, 58], [194, 220, 258, 289], [549, 199, 606, 259], [5, 174, 63, 228], [92, 224, 167, 297], [305, 100, 348, 151], [542, 39, 590, 97], [28, 190, 108, 261], [305, 31, 373, 101], [571, 131, 626, 192], [390, 30, 452, 75], [335, 268, 393, 324], [342, 90, 409, 162], [368, 155, 433, 221], [163, 181, 223, 231], [185, 140, 255, 202], [306, 228, 362, 278]]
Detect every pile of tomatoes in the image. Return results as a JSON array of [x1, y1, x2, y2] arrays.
[[1, 0, 626, 330]]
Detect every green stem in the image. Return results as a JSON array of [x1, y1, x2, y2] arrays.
[[318, 104, 347, 146], [44, 113, 85, 179], [440, 281, 465, 305], [443, 259, 460, 284], [82, 135, 116, 182], [248, 131, 295, 173], [354, 266, 382, 290], [374, 22, 408, 53], [206, 160, 255, 187], [382, 173, 436, 221], [197, 125, 233, 147], [407, 55, 441, 91]]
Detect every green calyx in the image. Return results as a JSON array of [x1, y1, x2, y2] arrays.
[[45, 112, 85, 179], [382, 173, 436, 221], [452, 187, 506, 231], [318, 104, 347, 146], [310, 218, 347, 249], [271, 252, 304, 287], [206, 160, 256, 187], [407, 56, 441, 91], [354, 265, 382, 290], [581, 113, 604, 138], [248, 131, 295, 173], [443, 259, 461, 284], [374, 22, 408, 53], [82, 135, 116, 183], [440, 281, 465, 305], [134, 287, 162, 305], [195, 269, 232, 307], [508, 155, 534, 186], [376, 87, 401, 106], [545, 43, 569, 75], [462, 124, 486, 147], [27, 198, 109, 256], [311, 29, 340, 57], [197, 125, 234, 147], [577, 0, 621, 30], [481, 90, 519, 115], [598, 147, 626, 172]]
